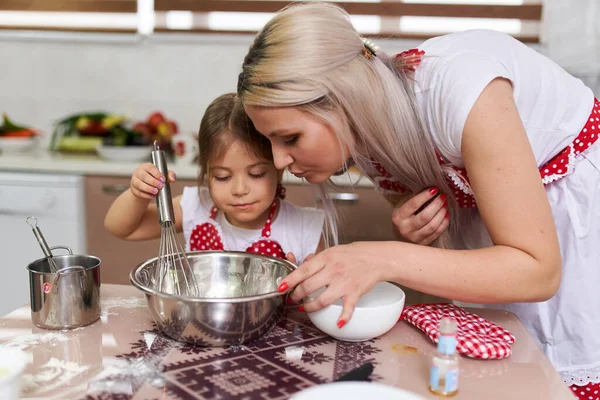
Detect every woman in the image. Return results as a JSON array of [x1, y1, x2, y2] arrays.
[[235, 2, 600, 395]]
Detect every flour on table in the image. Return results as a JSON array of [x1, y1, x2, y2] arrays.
[[0, 332, 69, 350]]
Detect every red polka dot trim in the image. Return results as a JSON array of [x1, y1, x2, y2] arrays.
[[395, 48, 426, 71], [368, 97, 600, 209], [189, 222, 224, 251], [540, 97, 600, 184], [245, 239, 286, 260], [189, 199, 286, 260], [570, 381, 600, 400]]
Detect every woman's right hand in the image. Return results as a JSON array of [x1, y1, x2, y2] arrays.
[[392, 187, 449, 245], [130, 163, 176, 200]]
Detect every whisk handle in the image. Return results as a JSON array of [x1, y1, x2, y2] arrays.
[[151, 142, 175, 224], [31, 225, 54, 259]]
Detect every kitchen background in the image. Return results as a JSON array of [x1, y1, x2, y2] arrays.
[[0, 0, 598, 316]]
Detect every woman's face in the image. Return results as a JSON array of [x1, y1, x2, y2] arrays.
[[244, 105, 349, 184]]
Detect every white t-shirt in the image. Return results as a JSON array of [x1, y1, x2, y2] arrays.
[[414, 29, 595, 167], [180, 186, 324, 262]]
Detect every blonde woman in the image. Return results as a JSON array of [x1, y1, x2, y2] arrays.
[[235, 3, 600, 396]]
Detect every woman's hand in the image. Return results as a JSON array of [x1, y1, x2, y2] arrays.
[[279, 243, 384, 328], [392, 187, 449, 245], [130, 163, 176, 200]]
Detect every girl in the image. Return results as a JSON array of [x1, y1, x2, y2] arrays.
[[235, 3, 600, 397], [104, 93, 325, 265]]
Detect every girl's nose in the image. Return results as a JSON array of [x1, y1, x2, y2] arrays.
[[231, 176, 250, 196]]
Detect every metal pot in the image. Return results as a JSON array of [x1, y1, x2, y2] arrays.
[[130, 251, 296, 346], [26, 246, 101, 330]]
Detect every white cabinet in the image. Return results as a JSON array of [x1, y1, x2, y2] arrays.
[[0, 172, 86, 317]]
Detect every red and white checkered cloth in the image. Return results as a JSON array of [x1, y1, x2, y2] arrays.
[[400, 303, 515, 360]]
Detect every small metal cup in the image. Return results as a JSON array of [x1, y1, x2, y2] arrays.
[[26, 246, 101, 330]]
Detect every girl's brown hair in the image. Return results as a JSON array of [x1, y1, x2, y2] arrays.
[[197, 93, 273, 186]]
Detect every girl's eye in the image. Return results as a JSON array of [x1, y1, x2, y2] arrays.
[[213, 176, 230, 182], [282, 135, 298, 146], [249, 172, 267, 179]]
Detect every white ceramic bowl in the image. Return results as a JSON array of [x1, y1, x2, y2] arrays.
[[307, 282, 405, 342], [96, 145, 153, 162], [0, 348, 28, 400], [291, 382, 426, 400], [0, 137, 36, 153]]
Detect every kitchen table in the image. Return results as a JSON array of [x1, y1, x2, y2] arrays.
[[0, 284, 575, 399]]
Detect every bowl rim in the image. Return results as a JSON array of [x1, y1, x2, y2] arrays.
[[129, 250, 298, 303], [307, 281, 405, 311]]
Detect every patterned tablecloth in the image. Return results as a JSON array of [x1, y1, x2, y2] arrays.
[[0, 284, 575, 400]]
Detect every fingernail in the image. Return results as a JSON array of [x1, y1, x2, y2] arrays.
[[337, 319, 346, 329], [277, 282, 289, 293], [152, 188, 158, 194], [286, 297, 293, 305], [298, 306, 305, 312], [158, 183, 163, 189], [443, 201, 448, 209], [440, 194, 447, 202], [445, 211, 450, 219], [160, 177, 165, 182], [429, 187, 438, 195]]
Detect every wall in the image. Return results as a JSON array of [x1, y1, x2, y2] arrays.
[[0, 30, 595, 144], [0, 32, 425, 141]]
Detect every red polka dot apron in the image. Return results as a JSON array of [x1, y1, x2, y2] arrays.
[[188, 199, 287, 260], [368, 49, 600, 207]]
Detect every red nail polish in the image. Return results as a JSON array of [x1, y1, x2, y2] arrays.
[[337, 319, 346, 329], [443, 201, 448, 209], [445, 211, 450, 219], [298, 306, 305, 312], [286, 297, 293, 304], [429, 187, 439, 195], [278, 282, 289, 293], [440, 194, 447, 202]]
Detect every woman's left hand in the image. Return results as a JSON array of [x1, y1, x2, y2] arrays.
[[279, 242, 384, 328]]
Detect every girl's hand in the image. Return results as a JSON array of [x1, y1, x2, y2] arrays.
[[392, 187, 449, 245], [130, 163, 176, 200], [279, 243, 383, 328]]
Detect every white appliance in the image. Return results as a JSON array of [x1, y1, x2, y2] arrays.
[[0, 172, 87, 317]]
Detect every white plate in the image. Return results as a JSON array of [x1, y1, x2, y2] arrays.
[[96, 145, 153, 162], [0, 137, 36, 153], [290, 382, 426, 400]]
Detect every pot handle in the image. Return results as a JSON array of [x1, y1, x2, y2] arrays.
[[50, 245, 73, 255]]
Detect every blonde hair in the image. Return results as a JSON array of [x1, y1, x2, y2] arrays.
[[237, 2, 459, 248]]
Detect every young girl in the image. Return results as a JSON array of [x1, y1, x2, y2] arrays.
[[104, 93, 325, 265], [236, 3, 600, 397]]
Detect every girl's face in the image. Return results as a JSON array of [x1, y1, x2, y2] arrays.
[[244, 105, 348, 184], [208, 139, 279, 229]]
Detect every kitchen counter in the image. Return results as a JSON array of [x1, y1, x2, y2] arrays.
[[0, 150, 370, 187], [0, 284, 575, 400]]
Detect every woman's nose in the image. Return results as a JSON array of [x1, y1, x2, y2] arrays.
[[273, 148, 294, 170]]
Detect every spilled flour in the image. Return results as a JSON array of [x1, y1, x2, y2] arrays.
[[100, 297, 147, 319], [87, 355, 165, 395], [101, 297, 146, 311], [21, 357, 90, 395], [0, 332, 69, 351]]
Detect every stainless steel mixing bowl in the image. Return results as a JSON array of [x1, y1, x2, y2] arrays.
[[130, 251, 296, 346]]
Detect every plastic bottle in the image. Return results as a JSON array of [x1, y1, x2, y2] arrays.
[[428, 317, 459, 396]]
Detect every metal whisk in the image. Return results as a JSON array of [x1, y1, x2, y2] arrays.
[[151, 141, 200, 297], [27, 217, 60, 273]]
